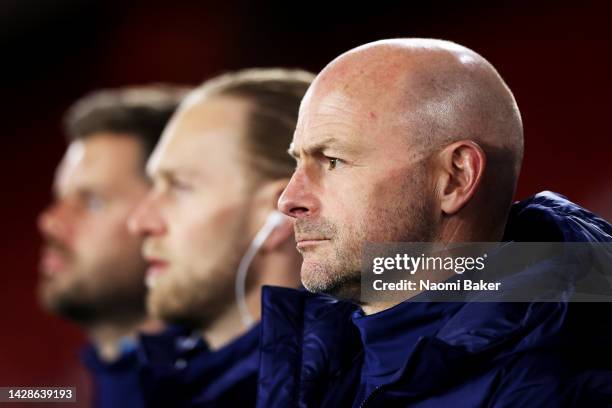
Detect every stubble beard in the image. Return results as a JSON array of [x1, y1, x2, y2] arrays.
[[40, 261, 147, 327], [299, 169, 436, 303], [148, 215, 251, 331], [148, 254, 242, 330]]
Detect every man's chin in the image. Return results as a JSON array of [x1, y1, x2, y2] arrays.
[[147, 290, 204, 329], [38, 279, 72, 309], [39, 289, 101, 324], [150, 303, 206, 330], [301, 264, 361, 302]]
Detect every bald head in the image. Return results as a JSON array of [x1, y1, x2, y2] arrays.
[[280, 39, 525, 302], [304, 38, 523, 180]]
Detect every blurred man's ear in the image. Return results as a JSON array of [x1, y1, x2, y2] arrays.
[[253, 178, 295, 251], [262, 215, 294, 251], [435, 140, 486, 215]]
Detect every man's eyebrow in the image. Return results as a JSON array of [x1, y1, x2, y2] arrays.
[[152, 167, 199, 181], [287, 136, 345, 159]]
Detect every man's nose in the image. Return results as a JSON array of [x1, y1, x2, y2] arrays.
[[278, 168, 318, 219], [128, 192, 166, 237], [38, 203, 70, 241]]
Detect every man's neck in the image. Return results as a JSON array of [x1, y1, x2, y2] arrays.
[[202, 248, 301, 351], [87, 317, 161, 363], [440, 207, 507, 243], [201, 301, 253, 352]]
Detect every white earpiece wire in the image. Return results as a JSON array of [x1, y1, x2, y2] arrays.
[[235, 211, 285, 327]]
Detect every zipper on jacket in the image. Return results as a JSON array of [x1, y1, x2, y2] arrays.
[[359, 384, 385, 408]]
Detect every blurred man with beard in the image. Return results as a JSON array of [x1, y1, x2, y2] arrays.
[[128, 68, 312, 407], [255, 39, 612, 407], [38, 85, 187, 408]]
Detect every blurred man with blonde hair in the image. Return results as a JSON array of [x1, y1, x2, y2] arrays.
[[129, 68, 313, 406]]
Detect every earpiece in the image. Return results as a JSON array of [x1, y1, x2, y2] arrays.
[[236, 210, 287, 327], [266, 210, 285, 228], [252, 211, 285, 247]]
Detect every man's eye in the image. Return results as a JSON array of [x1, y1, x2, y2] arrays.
[[84, 194, 105, 211], [327, 157, 341, 171], [169, 179, 193, 191]]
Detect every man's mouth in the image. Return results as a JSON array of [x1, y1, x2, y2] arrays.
[[295, 237, 330, 250], [144, 257, 169, 289], [40, 247, 70, 276], [145, 257, 169, 277]]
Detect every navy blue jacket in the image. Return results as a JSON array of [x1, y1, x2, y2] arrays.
[[82, 340, 145, 408], [257, 191, 612, 407], [137, 323, 260, 407]]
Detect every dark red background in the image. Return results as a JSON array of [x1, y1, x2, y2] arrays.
[[1, 0, 610, 402]]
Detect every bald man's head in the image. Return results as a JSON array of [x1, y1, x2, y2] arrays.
[[310, 39, 523, 174], [279, 39, 524, 302]]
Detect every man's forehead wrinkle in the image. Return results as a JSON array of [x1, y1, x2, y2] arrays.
[[311, 87, 364, 113], [314, 100, 361, 120], [308, 84, 390, 129], [307, 119, 356, 135], [306, 104, 362, 134]]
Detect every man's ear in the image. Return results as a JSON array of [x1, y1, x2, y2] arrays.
[[257, 178, 295, 251], [262, 215, 294, 251], [436, 140, 486, 215]]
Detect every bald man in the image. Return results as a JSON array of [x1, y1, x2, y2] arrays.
[[257, 39, 612, 407]]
